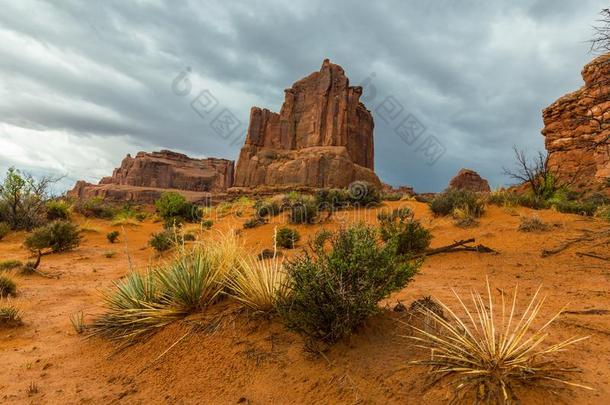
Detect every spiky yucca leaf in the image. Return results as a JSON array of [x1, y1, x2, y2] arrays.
[[225, 256, 286, 311], [156, 246, 226, 311], [409, 280, 591, 404]]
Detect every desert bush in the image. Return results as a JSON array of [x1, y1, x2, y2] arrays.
[[154, 192, 201, 228], [0, 260, 22, 272], [276, 227, 300, 249], [378, 208, 431, 255], [0, 304, 22, 327], [452, 206, 479, 228], [518, 216, 549, 232], [277, 224, 420, 344], [74, 197, 116, 219], [225, 256, 286, 311], [381, 192, 403, 201], [288, 196, 318, 224], [487, 190, 518, 207], [201, 219, 213, 230], [106, 231, 120, 244], [552, 199, 597, 216], [24, 221, 82, 253], [311, 229, 333, 251], [429, 189, 485, 218], [0, 167, 53, 230], [0, 222, 9, 240], [410, 281, 591, 403], [254, 199, 282, 217], [243, 216, 267, 229], [315, 182, 381, 210], [46, 200, 70, 221], [596, 205, 610, 221], [0, 275, 17, 297], [149, 230, 175, 252]]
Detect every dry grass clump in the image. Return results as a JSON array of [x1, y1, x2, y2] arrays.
[[225, 256, 286, 312], [0, 260, 23, 272], [518, 216, 549, 232], [452, 206, 480, 228], [0, 274, 17, 297], [0, 303, 23, 327], [410, 280, 591, 404]]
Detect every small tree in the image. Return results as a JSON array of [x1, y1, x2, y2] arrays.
[[502, 147, 557, 199], [0, 168, 57, 230]]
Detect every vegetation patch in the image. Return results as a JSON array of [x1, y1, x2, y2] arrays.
[[106, 231, 120, 244], [0, 275, 17, 297], [0, 222, 9, 241], [74, 197, 117, 219], [275, 227, 300, 249], [518, 216, 549, 232], [429, 189, 485, 218], [0, 305, 22, 328], [24, 221, 82, 253], [378, 208, 431, 256], [277, 224, 421, 345]]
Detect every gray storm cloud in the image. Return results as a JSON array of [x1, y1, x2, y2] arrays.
[[0, 0, 606, 192]]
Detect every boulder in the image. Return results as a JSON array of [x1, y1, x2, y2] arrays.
[[448, 169, 490, 192], [542, 54, 610, 193], [232, 59, 381, 190]]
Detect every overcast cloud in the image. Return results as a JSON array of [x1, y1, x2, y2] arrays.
[[0, 0, 606, 192]]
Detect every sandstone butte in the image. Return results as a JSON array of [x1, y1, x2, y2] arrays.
[[542, 54, 610, 193], [69, 59, 383, 202], [448, 168, 491, 192], [231, 59, 381, 192], [68, 150, 234, 203]]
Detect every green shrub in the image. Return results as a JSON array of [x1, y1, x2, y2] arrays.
[[243, 216, 267, 229], [149, 230, 175, 252], [0, 222, 9, 241], [277, 224, 420, 344], [276, 227, 300, 249], [381, 192, 403, 201], [289, 196, 318, 224], [0, 305, 22, 327], [46, 200, 70, 221], [155, 192, 201, 228], [429, 189, 485, 217], [315, 182, 382, 209], [0, 275, 17, 297], [311, 229, 333, 251], [378, 209, 431, 255], [106, 231, 120, 244], [24, 221, 82, 253], [201, 219, 213, 230], [74, 197, 116, 219], [552, 199, 597, 216], [0, 260, 23, 272], [0, 167, 50, 230], [254, 199, 281, 217]]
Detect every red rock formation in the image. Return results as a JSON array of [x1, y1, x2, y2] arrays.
[[233, 59, 380, 190], [68, 150, 234, 203], [448, 169, 490, 192], [542, 54, 610, 192]]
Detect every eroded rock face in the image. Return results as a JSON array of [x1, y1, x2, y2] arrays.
[[448, 169, 490, 192], [542, 54, 610, 192], [233, 59, 380, 190], [69, 150, 234, 203]]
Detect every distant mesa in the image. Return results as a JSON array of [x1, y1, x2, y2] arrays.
[[68, 150, 234, 203], [69, 60, 395, 202], [231, 59, 381, 192], [448, 169, 490, 192], [542, 54, 610, 193]]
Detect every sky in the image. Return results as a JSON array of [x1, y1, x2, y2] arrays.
[[0, 0, 607, 193]]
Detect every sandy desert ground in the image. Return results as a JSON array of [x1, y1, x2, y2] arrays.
[[1, 201, 609, 404]]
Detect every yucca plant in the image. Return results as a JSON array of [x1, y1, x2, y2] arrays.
[[409, 280, 591, 404], [89, 270, 176, 346], [225, 256, 286, 311], [156, 246, 226, 311]]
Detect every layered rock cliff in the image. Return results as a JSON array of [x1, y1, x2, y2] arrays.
[[542, 54, 610, 192], [69, 150, 234, 203], [232, 59, 381, 190]]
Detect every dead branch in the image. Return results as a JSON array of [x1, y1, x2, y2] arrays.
[[417, 238, 497, 258], [576, 251, 610, 261], [562, 309, 610, 316], [541, 229, 610, 257]]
